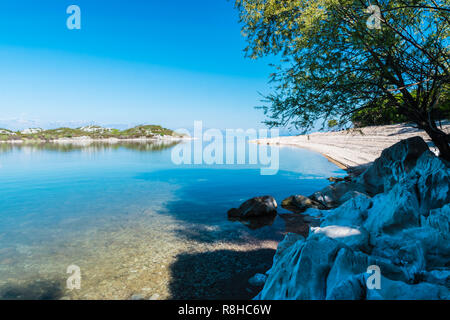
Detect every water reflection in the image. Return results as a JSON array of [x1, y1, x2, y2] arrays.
[[227, 215, 277, 230], [0, 140, 181, 153]]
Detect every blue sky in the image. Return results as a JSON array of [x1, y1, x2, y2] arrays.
[[0, 0, 276, 130]]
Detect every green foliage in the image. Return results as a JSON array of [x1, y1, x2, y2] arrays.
[[0, 125, 179, 141], [235, 0, 450, 132], [351, 105, 407, 127], [352, 88, 450, 127], [120, 125, 175, 138], [327, 119, 338, 128]]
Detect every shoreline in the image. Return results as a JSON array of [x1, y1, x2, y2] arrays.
[[0, 136, 194, 144], [256, 136, 450, 300], [255, 122, 450, 175]]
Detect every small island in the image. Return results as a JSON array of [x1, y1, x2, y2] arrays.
[[0, 125, 188, 143]]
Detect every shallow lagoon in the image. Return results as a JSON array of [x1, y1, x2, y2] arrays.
[[0, 141, 344, 299]]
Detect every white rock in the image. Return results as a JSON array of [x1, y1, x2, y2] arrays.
[[326, 273, 366, 300], [79, 125, 111, 133], [356, 136, 430, 194], [413, 152, 450, 214], [20, 128, 43, 134], [424, 204, 450, 238], [0, 129, 15, 135], [256, 236, 342, 300], [364, 182, 420, 235], [366, 276, 449, 300], [265, 233, 305, 277], [255, 137, 449, 300], [421, 269, 450, 286], [326, 248, 369, 299], [311, 225, 369, 250], [321, 193, 372, 227]]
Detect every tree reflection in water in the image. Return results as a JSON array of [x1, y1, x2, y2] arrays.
[[0, 140, 181, 153]]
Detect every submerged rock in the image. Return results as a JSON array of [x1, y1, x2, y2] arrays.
[[283, 179, 369, 214], [227, 196, 277, 219], [279, 213, 317, 237], [281, 195, 326, 213], [248, 273, 267, 287], [229, 215, 277, 230], [256, 137, 450, 300]]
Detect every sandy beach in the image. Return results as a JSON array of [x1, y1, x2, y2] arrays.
[[255, 122, 450, 173]]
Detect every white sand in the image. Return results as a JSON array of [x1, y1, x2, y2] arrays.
[[255, 122, 450, 171]]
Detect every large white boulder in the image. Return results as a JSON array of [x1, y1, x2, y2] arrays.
[[255, 137, 449, 300], [321, 193, 372, 227], [364, 182, 420, 235], [357, 136, 430, 194], [412, 152, 450, 214], [257, 234, 342, 300], [311, 225, 369, 251]]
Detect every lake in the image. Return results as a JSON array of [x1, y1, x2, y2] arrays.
[[0, 140, 345, 299]]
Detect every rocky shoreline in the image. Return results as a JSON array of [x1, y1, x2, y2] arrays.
[[241, 136, 449, 299], [255, 122, 450, 175]]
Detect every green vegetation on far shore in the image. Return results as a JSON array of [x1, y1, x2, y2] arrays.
[[0, 125, 184, 142]]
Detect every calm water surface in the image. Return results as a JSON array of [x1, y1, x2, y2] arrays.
[[0, 141, 344, 299]]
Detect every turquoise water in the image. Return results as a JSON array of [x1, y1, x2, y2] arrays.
[[0, 141, 345, 299]]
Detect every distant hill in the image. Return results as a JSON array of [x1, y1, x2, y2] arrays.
[[0, 125, 185, 141]]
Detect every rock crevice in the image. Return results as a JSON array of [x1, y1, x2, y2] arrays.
[[256, 137, 450, 300]]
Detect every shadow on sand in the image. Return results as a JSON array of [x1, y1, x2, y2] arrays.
[[168, 248, 276, 300], [0, 279, 64, 300]]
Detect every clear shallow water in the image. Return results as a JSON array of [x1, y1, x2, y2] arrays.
[[0, 141, 344, 299]]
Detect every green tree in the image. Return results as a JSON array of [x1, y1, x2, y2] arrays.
[[235, 0, 450, 160], [352, 87, 450, 126], [328, 119, 339, 128]]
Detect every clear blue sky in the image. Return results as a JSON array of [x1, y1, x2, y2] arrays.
[[0, 0, 276, 130]]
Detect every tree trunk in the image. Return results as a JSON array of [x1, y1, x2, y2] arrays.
[[423, 125, 450, 162], [399, 106, 450, 162]]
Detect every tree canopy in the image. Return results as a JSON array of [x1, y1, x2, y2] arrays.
[[235, 0, 450, 160]]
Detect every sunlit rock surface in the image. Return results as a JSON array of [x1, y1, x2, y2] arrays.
[[256, 137, 450, 300], [281, 195, 327, 213]]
